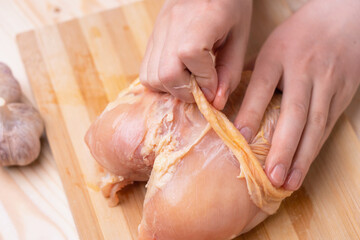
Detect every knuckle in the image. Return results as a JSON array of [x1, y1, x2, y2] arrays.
[[145, 71, 161, 89], [177, 43, 199, 60], [146, 75, 158, 86], [309, 111, 327, 128], [158, 67, 175, 86], [320, 78, 337, 93], [258, 74, 276, 92], [290, 101, 308, 121]]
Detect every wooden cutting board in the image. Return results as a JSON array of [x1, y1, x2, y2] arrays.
[[16, 0, 360, 239]]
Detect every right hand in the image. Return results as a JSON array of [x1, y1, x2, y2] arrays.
[[140, 0, 252, 110]]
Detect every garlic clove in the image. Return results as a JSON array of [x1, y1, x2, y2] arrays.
[[0, 101, 44, 167], [6, 103, 44, 136], [0, 62, 21, 104], [0, 63, 44, 167]]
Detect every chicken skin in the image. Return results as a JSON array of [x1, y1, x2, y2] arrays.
[[85, 72, 291, 239]]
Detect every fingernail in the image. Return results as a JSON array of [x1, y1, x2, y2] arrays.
[[240, 127, 252, 142], [286, 169, 302, 190], [201, 87, 215, 102], [270, 164, 286, 186]]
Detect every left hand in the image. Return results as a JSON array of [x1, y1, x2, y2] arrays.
[[234, 0, 360, 191]]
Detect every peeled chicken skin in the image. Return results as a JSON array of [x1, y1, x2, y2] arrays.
[[85, 72, 293, 239]]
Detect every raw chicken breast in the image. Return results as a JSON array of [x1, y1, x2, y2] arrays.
[[85, 72, 292, 239], [139, 129, 268, 240]]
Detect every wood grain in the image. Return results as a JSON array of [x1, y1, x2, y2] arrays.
[[6, 0, 360, 239], [0, 1, 145, 239], [16, 2, 163, 239], [0, 140, 78, 240]]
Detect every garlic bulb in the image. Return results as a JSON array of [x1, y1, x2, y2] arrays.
[[0, 63, 44, 166], [0, 63, 21, 103]]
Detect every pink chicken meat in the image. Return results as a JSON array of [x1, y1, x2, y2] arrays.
[[85, 72, 292, 239]]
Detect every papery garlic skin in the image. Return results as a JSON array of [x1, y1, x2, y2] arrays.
[[0, 103, 44, 166], [0, 63, 21, 104], [0, 63, 44, 167]]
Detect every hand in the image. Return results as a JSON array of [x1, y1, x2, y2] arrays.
[[140, 0, 252, 110], [235, 0, 360, 191]]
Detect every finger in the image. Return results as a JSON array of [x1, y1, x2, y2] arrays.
[[283, 85, 332, 190], [318, 92, 344, 152], [157, 17, 194, 102], [158, 54, 193, 102], [213, 26, 249, 110], [234, 52, 282, 142], [146, 20, 169, 92], [313, 87, 353, 161], [178, 45, 217, 102], [139, 35, 154, 88], [265, 74, 312, 187], [177, 13, 231, 102], [314, 74, 359, 157]]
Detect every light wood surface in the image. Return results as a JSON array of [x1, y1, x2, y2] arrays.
[[1, 0, 360, 239], [0, 0, 140, 239]]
